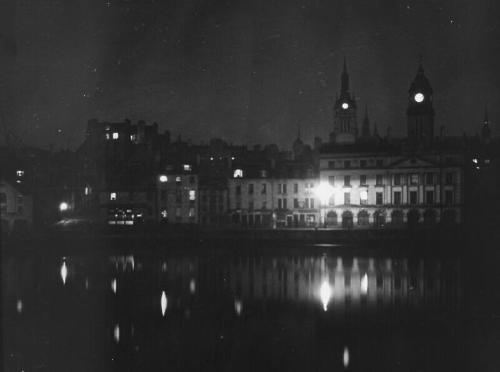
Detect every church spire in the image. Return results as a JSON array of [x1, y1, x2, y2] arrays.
[[341, 57, 349, 94], [361, 105, 371, 139], [482, 104, 491, 141]]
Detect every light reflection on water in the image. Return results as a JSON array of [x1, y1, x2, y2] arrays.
[[3, 248, 465, 371]]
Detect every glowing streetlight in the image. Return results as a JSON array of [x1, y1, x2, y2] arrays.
[[59, 202, 69, 212], [319, 280, 332, 311], [315, 181, 335, 227], [159, 175, 168, 183]]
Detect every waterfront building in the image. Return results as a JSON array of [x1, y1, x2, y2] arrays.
[[0, 179, 33, 235], [319, 62, 464, 228]]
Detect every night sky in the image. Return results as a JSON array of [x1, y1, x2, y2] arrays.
[[1, 0, 499, 149]]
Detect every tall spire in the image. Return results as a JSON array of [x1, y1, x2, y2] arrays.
[[361, 105, 371, 138], [482, 104, 491, 141], [341, 57, 349, 94]]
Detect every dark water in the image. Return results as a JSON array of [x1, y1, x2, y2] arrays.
[[2, 239, 499, 371]]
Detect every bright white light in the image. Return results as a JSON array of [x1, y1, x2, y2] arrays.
[[189, 279, 196, 294], [176, 176, 181, 182], [343, 347, 350, 368], [110, 192, 116, 201], [234, 299, 243, 316], [159, 175, 168, 183], [16, 170, 24, 177], [112, 132, 119, 139], [360, 190, 368, 201], [84, 186, 90, 195], [161, 291, 168, 316], [183, 164, 192, 171], [16, 299, 23, 314], [189, 190, 196, 201], [59, 202, 69, 212], [231, 156, 235, 160], [233, 169, 243, 178], [111, 278, 117, 294], [414, 92, 424, 103], [60, 261, 68, 285], [361, 273, 368, 295], [113, 324, 120, 343], [319, 280, 332, 311], [315, 181, 335, 205], [472, 158, 478, 164], [342, 102, 349, 109]]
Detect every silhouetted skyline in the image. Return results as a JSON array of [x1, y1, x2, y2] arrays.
[[1, 0, 499, 149]]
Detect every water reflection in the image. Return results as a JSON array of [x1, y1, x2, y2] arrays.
[[161, 291, 167, 316], [4, 248, 464, 372], [60, 260, 68, 285]]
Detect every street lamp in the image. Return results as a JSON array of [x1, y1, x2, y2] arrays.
[[59, 202, 69, 212], [315, 181, 335, 228]]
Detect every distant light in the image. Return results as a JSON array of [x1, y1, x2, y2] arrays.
[[315, 181, 335, 205], [85, 277, 89, 290], [59, 202, 69, 212], [472, 158, 478, 164], [342, 102, 349, 110], [113, 324, 120, 343], [110, 192, 116, 201], [189, 278, 196, 294], [176, 176, 181, 182], [210, 157, 214, 161], [361, 273, 368, 295], [231, 156, 235, 160], [161, 209, 168, 218], [183, 164, 192, 171], [161, 291, 168, 316], [414, 92, 424, 103], [360, 190, 368, 201], [60, 261, 68, 285], [319, 280, 332, 311], [16, 170, 24, 177], [84, 186, 90, 195], [16, 299, 23, 314], [234, 299, 243, 316], [159, 175, 168, 183], [111, 278, 117, 294], [189, 190, 196, 201], [112, 132, 119, 140], [343, 347, 350, 368], [233, 169, 243, 178]]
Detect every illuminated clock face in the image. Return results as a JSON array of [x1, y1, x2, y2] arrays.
[[414, 93, 424, 103], [341, 102, 349, 109]]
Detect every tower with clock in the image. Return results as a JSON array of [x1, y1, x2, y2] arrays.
[[330, 59, 357, 144], [406, 62, 435, 147]]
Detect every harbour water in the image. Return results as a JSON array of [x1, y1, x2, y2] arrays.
[[2, 237, 499, 371]]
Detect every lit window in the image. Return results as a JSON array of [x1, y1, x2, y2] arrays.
[[472, 158, 478, 164], [112, 132, 119, 140], [189, 207, 195, 217], [16, 170, 24, 177], [189, 190, 196, 201], [110, 192, 117, 201], [159, 175, 168, 183], [130, 134, 136, 141], [84, 186, 91, 195], [161, 209, 168, 219], [233, 169, 243, 178], [360, 190, 368, 201], [176, 176, 181, 183], [183, 164, 192, 171], [105, 133, 110, 140]]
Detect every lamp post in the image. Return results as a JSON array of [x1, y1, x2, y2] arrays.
[[315, 181, 334, 228]]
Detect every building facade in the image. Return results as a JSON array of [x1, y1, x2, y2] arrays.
[[0, 180, 34, 235]]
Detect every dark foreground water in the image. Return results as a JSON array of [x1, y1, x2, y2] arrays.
[[2, 238, 500, 371]]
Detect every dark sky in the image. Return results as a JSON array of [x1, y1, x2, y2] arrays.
[[1, 0, 500, 149]]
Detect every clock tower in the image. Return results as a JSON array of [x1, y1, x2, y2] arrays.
[[407, 62, 435, 146], [330, 58, 357, 144]]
